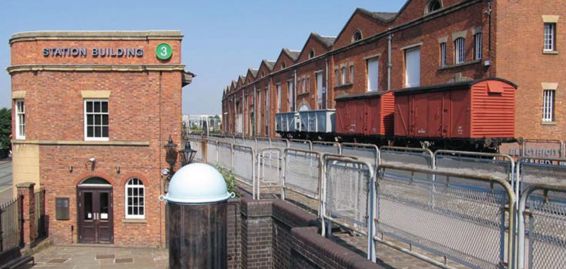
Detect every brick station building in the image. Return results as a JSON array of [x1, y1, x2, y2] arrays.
[[8, 31, 193, 247], [222, 0, 566, 141]]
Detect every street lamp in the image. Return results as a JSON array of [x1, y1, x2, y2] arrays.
[[164, 135, 178, 176], [179, 141, 197, 166]]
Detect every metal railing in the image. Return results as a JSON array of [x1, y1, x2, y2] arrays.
[[0, 197, 22, 251], [190, 135, 566, 269]]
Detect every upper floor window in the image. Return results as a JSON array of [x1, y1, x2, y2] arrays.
[[125, 178, 145, 219], [474, 32, 483, 60], [542, 89, 555, 122], [349, 65, 355, 84], [454, 37, 465, 64], [308, 50, 315, 59], [352, 31, 363, 43], [544, 23, 557, 52], [282, 62, 286, 69], [276, 84, 282, 113], [367, 57, 379, 92], [15, 100, 25, 139], [341, 66, 347, 85], [84, 99, 109, 141], [439, 42, 447, 67], [427, 0, 442, 13], [405, 46, 421, 87]]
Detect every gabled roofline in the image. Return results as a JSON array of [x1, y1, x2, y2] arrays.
[[334, 8, 397, 47], [296, 33, 336, 62]]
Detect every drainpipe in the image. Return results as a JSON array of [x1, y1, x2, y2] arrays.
[[486, 0, 493, 77], [325, 58, 329, 109], [293, 70, 297, 112], [387, 31, 393, 91], [253, 85, 257, 137]]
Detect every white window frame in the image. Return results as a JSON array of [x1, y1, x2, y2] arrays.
[[542, 89, 555, 122], [315, 71, 324, 109], [440, 42, 447, 67], [349, 65, 355, 84], [404, 46, 421, 88], [15, 100, 25, 140], [125, 178, 145, 219], [287, 80, 294, 112], [366, 57, 379, 92], [276, 83, 282, 113], [454, 37, 465, 64], [84, 99, 109, 141], [544, 23, 556, 52], [341, 66, 347, 85], [474, 32, 483, 60]]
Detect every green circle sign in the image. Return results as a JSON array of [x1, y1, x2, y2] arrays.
[[156, 43, 172, 60]]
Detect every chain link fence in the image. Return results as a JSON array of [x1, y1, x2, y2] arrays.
[[375, 163, 514, 269], [232, 145, 255, 197], [312, 141, 341, 155], [256, 148, 283, 199], [282, 148, 322, 212], [322, 156, 375, 260], [519, 185, 566, 269]]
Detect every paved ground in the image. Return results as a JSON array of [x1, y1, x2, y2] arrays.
[[31, 245, 168, 269], [0, 158, 13, 204]]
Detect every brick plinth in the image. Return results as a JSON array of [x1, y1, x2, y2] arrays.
[[16, 182, 35, 247]]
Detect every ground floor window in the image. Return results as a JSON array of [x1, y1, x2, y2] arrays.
[[125, 178, 145, 219]]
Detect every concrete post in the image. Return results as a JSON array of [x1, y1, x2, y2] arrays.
[[16, 182, 36, 247]]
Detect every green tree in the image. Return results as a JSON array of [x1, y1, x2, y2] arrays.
[[0, 108, 11, 150]]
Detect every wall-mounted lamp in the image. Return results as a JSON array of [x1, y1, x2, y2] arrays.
[[115, 166, 121, 174], [87, 157, 96, 171], [68, 166, 73, 173]]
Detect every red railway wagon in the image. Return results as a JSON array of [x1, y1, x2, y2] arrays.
[[335, 91, 395, 137], [393, 78, 517, 145]]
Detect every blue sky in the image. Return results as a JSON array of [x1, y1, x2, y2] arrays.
[[0, 0, 405, 115]]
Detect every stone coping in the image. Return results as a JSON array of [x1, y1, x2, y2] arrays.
[[12, 140, 150, 147], [10, 30, 183, 44], [7, 64, 186, 74]]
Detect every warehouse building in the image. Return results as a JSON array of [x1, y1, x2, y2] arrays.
[[9, 31, 193, 246], [222, 0, 566, 141]]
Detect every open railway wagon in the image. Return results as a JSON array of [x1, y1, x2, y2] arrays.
[[394, 78, 517, 150]]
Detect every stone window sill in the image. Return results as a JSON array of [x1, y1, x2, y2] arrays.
[[123, 218, 147, 224], [543, 50, 559, 55], [438, 60, 481, 71], [541, 121, 556, 126], [334, 83, 353, 89]]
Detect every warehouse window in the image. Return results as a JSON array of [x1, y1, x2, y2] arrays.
[[405, 46, 421, 87], [542, 89, 555, 122], [427, 0, 442, 13], [334, 69, 340, 85], [341, 66, 347, 85], [308, 49, 315, 59], [474, 32, 483, 60], [544, 23, 556, 52], [349, 65, 355, 84], [84, 99, 109, 141], [367, 57, 379, 92], [439, 42, 447, 67], [287, 81, 295, 111], [125, 178, 145, 219], [352, 31, 363, 43], [276, 84, 282, 112], [454, 37, 465, 64], [15, 100, 25, 139]]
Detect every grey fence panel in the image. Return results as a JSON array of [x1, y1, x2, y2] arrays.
[[232, 145, 255, 187], [256, 138, 271, 150], [217, 142, 233, 170], [435, 150, 514, 182], [283, 148, 321, 200], [312, 141, 341, 155], [188, 139, 204, 162], [322, 156, 375, 261], [518, 158, 566, 187], [340, 143, 380, 170], [206, 140, 219, 164], [270, 138, 289, 149], [519, 185, 566, 269], [0, 198, 21, 251], [289, 139, 312, 151], [380, 146, 434, 168], [257, 148, 283, 199], [375, 164, 515, 269]]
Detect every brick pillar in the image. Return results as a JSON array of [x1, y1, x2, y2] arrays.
[[16, 182, 35, 247], [240, 198, 273, 269]]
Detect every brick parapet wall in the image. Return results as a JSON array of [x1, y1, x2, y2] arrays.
[[240, 197, 273, 269], [227, 199, 241, 269]]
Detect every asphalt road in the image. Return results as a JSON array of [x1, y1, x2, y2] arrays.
[[0, 159, 13, 204]]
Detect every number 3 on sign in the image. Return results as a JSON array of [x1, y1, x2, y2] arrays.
[[156, 43, 172, 60]]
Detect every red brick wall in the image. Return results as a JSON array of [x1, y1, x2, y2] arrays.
[[10, 34, 183, 247], [495, 0, 566, 139], [333, 11, 390, 49]]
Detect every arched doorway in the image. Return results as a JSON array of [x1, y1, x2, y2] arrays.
[[77, 177, 113, 244]]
